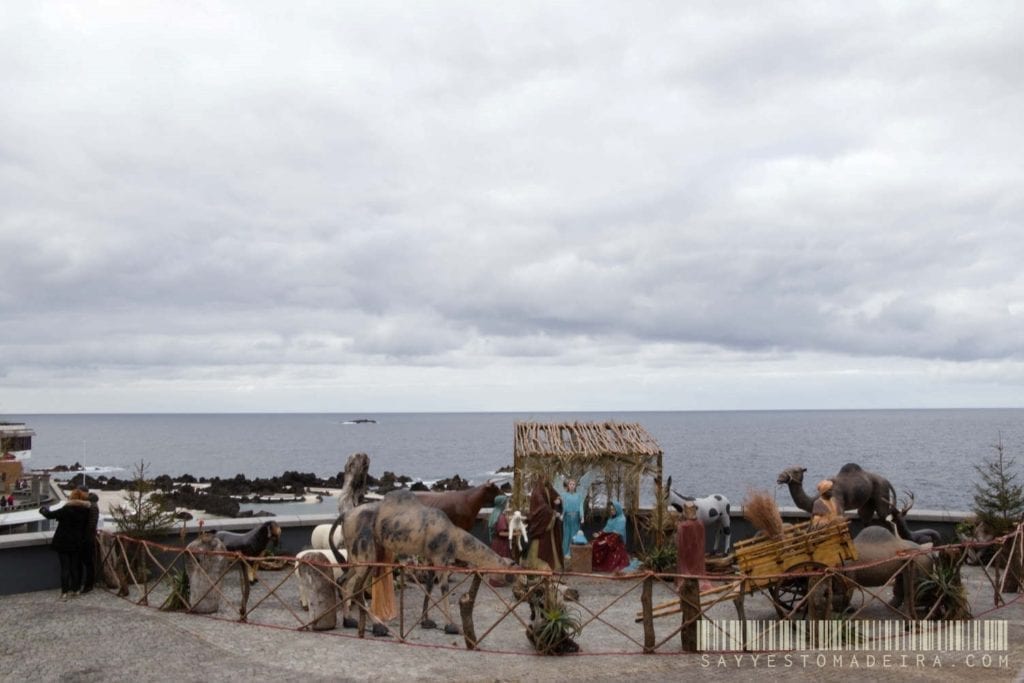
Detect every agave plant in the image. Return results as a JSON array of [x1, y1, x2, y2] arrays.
[[526, 582, 582, 655], [915, 551, 971, 620], [159, 567, 190, 612]]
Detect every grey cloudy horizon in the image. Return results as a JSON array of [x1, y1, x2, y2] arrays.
[[2, 2, 1023, 413]]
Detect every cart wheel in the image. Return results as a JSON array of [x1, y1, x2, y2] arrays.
[[771, 562, 830, 620]]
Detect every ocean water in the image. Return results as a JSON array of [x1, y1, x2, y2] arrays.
[[9, 410, 1024, 512]]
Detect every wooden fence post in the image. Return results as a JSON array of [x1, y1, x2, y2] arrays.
[[642, 575, 655, 653], [459, 573, 483, 649], [679, 576, 700, 652]]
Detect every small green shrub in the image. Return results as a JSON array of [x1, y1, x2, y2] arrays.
[[160, 568, 190, 612], [641, 543, 677, 573]]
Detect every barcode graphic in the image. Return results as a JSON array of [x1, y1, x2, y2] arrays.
[[698, 620, 1008, 652]]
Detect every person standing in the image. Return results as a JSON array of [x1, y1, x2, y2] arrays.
[[38, 488, 92, 601], [487, 494, 512, 559], [525, 477, 563, 572], [811, 480, 840, 527], [80, 490, 100, 594], [554, 471, 594, 560], [487, 494, 512, 587]]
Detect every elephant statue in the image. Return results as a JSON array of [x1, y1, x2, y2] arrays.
[[844, 525, 933, 610]]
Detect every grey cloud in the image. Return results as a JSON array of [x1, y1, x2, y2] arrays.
[[2, 3, 1023, 411]]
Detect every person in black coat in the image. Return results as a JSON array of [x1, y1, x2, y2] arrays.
[[80, 490, 100, 593], [39, 488, 92, 600]]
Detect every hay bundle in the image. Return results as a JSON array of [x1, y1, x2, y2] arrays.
[[743, 489, 784, 540]]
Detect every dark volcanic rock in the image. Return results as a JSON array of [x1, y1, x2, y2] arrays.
[[164, 487, 241, 518], [376, 471, 411, 494], [431, 474, 469, 491]]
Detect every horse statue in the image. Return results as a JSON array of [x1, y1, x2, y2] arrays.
[[664, 477, 731, 554], [310, 451, 371, 551], [329, 489, 513, 637], [215, 520, 282, 584], [414, 480, 501, 531]]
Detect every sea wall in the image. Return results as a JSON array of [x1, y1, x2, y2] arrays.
[[0, 507, 969, 596]]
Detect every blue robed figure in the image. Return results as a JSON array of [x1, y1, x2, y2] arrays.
[[553, 471, 595, 559]]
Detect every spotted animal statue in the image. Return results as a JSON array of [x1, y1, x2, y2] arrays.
[[777, 463, 897, 525], [329, 489, 514, 637], [664, 477, 731, 554]]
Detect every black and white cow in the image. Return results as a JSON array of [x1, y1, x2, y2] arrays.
[[664, 477, 731, 554]]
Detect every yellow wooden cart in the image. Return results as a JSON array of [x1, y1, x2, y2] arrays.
[[647, 519, 859, 621], [733, 519, 858, 618]]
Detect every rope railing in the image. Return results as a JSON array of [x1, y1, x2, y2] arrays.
[[92, 523, 1024, 656]]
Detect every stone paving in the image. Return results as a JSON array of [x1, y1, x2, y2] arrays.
[[3, 564, 1024, 682]]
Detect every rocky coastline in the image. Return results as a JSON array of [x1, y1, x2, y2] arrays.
[[50, 464, 510, 519]]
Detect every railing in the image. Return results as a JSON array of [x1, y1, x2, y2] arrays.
[[91, 523, 1024, 655]]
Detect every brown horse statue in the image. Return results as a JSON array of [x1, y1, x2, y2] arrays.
[[329, 489, 513, 637], [414, 480, 501, 531]]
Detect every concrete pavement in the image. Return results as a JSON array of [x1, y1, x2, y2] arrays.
[[2, 587, 1023, 682]]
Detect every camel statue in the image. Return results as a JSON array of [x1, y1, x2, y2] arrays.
[[776, 463, 896, 525], [329, 489, 514, 637]]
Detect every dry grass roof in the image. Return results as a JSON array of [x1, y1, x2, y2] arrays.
[[511, 421, 665, 535], [514, 421, 663, 462]]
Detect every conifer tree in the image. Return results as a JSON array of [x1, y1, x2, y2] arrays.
[[108, 460, 178, 538], [108, 461, 178, 579], [972, 434, 1024, 536]]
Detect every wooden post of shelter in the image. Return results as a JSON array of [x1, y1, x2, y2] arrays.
[[512, 422, 665, 553]]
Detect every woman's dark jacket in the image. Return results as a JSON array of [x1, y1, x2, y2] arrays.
[[39, 499, 91, 552], [85, 494, 100, 543]]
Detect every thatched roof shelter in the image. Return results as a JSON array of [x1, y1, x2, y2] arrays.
[[512, 421, 667, 546]]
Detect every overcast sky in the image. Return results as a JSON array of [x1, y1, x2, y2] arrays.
[[1, 2, 1022, 414]]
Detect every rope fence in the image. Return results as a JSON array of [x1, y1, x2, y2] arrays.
[[92, 523, 1024, 656]]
